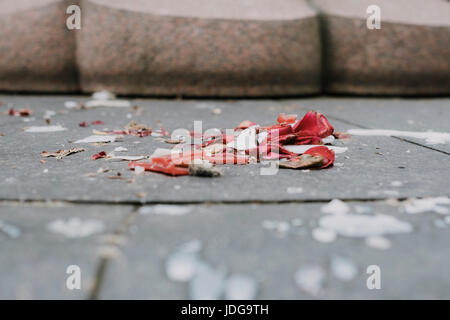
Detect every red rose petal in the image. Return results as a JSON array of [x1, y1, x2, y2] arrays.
[[293, 111, 334, 138], [236, 120, 257, 130], [277, 113, 297, 124], [303, 146, 335, 168], [91, 151, 107, 160]]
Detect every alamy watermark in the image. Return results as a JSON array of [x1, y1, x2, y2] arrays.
[[66, 5, 81, 30], [366, 265, 381, 290], [66, 265, 81, 290], [366, 5, 381, 30]]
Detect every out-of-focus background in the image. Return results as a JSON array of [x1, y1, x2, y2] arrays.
[[0, 0, 449, 97]]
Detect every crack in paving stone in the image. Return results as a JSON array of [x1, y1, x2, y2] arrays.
[[88, 206, 140, 300]]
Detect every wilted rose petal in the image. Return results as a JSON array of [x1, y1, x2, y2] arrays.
[[236, 120, 257, 130], [279, 154, 325, 169], [304, 146, 335, 168], [129, 161, 189, 176], [91, 151, 108, 160], [9, 108, 33, 117], [333, 131, 351, 140], [293, 111, 334, 138], [277, 113, 297, 124]]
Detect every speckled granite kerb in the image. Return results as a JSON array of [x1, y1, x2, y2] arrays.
[[0, 0, 79, 92], [76, 0, 322, 97]]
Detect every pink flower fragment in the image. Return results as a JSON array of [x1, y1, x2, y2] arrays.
[[91, 151, 107, 160]]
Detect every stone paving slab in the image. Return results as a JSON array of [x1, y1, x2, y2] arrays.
[[99, 202, 450, 299], [282, 97, 450, 154], [0, 202, 132, 299], [0, 96, 449, 203]]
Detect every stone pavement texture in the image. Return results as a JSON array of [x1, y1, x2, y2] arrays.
[[0, 95, 449, 299], [1, 0, 449, 96]]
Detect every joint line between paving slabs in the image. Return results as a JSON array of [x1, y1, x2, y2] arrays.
[[88, 205, 141, 300], [4, 197, 450, 207], [326, 115, 450, 156]]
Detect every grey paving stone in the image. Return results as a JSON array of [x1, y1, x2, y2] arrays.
[[0, 96, 448, 203], [0, 202, 132, 299], [99, 202, 450, 299], [283, 97, 450, 154]]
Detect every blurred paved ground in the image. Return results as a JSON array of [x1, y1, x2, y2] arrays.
[[0, 95, 449, 299]]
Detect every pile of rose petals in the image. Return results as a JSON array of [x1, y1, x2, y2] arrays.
[[129, 110, 344, 176]]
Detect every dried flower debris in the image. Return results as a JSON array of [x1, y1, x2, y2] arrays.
[[92, 121, 152, 138], [41, 148, 85, 160], [79, 120, 104, 127], [8, 108, 33, 117], [127, 110, 345, 177]]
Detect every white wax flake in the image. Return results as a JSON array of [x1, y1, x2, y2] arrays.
[[74, 135, 118, 144], [331, 256, 358, 281], [44, 110, 56, 119], [312, 228, 336, 243], [43, 169, 49, 173], [444, 216, 450, 225], [286, 187, 303, 194], [261, 220, 290, 234], [225, 274, 258, 300], [0, 220, 21, 239], [283, 145, 348, 154], [92, 90, 116, 100], [355, 205, 373, 214], [47, 218, 105, 238], [294, 265, 325, 296], [25, 125, 67, 133], [150, 148, 180, 158], [322, 135, 335, 144], [365, 236, 392, 250], [228, 126, 257, 151], [291, 218, 303, 227], [189, 262, 226, 300], [319, 213, 412, 238], [84, 100, 131, 108], [321, 199, 350, 215], [347, 129, 450, 145], [402, 197, 450, 215], [114, 147, 128, 152], [108, 155, 146, 161], [165, 240, 202, 282], [390, 181, 403, 187], [433, 219, 447, 229], [64, 101, 79, 109], [134, 166, 145, 175], [139, 205, 192, 216]]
